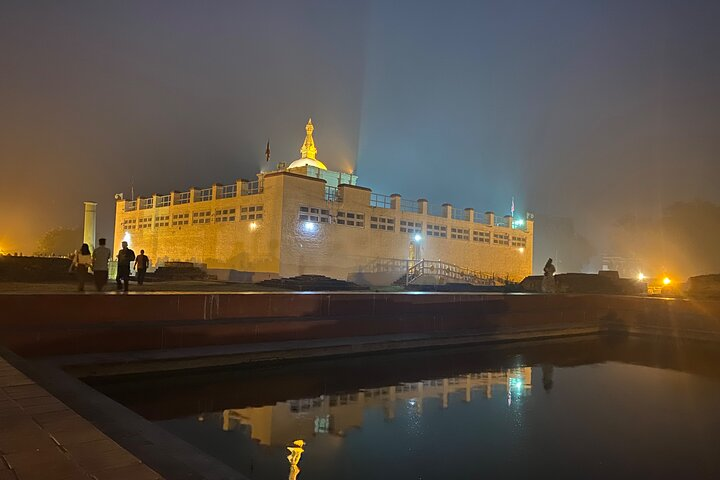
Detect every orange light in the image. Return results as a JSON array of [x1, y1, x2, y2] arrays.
[[249, 222, 258, 231], [662, 277, 671, 285]]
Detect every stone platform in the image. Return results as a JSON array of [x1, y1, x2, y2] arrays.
[[0, 356, 162, 480]]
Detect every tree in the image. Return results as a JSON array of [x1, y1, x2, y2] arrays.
[[35, 227, 83, 256]]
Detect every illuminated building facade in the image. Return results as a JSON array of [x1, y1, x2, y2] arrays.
[[221, 368, 533, 447], [113, 119, 533, 283]]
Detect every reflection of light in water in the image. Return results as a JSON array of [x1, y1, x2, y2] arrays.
[[222, 368, 534, 448], [287, 439, 305, 480], [509, 377, 526, 392]]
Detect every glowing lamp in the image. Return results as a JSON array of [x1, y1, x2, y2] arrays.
[[303, 221, 317, 233], [414, 233, 422, 243], [249, 221, 258, 231], [122, 231, 132, 248], [518, 247, 525, 253], [663, 277, 671, 285], [638, 273, 645, 281]]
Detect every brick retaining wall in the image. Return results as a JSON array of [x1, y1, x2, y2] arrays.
[[1, 293, 719, 357]]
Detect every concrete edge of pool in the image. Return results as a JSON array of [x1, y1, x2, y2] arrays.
[[0, 345, 250, 480]]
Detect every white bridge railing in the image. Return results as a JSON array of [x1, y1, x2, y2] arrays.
[[358, 257, 509, 286]]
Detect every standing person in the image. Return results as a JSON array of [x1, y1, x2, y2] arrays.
[[71, 243, 93, 292], [542, 258, 557, 293], [116, 241, 135, 292], [134, 249, 150, 286], [92, 238, 112, 291]]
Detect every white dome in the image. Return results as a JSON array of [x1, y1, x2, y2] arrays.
[[287, 158, 328, 170]]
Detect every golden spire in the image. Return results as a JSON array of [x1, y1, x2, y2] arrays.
[[300, 118, 317, 160]]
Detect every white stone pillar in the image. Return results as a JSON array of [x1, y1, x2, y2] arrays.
[[83, 201, 97, 249]]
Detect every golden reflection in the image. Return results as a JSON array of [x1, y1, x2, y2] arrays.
[[222, 368, 532, 448], [287, 439, 305, 480]]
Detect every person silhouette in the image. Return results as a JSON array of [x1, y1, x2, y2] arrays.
[[542, 258, 556, 293], [116, 241, 136, 292]]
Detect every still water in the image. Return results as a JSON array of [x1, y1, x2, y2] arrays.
[[92, 337, 720, 479]]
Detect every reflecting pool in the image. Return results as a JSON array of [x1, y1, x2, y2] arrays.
[[91, 337, 720, 479]]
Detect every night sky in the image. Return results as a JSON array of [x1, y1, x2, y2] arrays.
[[2, 1, 719, 274]]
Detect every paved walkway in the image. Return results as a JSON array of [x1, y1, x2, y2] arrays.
[[0, 357, 162, 480]]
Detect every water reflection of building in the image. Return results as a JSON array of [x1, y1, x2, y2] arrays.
[[221, 368, 531, 447]]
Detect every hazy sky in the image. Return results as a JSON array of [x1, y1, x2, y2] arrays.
[[1, 0, 719, 257]]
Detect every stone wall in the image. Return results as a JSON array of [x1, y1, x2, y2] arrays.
[[0, 256, 72, 282]]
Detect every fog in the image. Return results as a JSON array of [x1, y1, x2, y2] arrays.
[[2, 0, 719, 277]]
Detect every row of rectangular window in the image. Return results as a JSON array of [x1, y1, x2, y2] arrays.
[[155, 214, 169, 227], [123, 207, 263, 228], [216, 208, 235, 223], [511, 235, 527, 247], [336, 210, 365, 227], [451, 227, 470, 240], [299, 206, 331, 224], [427, 224, 447, 238], [399, 220, 421, 234], [473, 231, 490, 243], [124, 208, 523, 246], [493, 233, 510, 245], [193, 211, 212, 224], [297, 207, 525, 245], [370, 216, 394, 231]]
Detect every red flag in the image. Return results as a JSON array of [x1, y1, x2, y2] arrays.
[[265, 139, 270, 162]]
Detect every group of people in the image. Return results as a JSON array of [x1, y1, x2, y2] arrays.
[[70, 239, 150, 292]]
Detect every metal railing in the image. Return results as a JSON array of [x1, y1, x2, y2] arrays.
[[359, 257, 509, 286], [400, 198, 420, 213], [451, 208, 467, 221], [124, 200, 136, 212], [325, 185, 342, 202], [473, 212, 487, 224], [195, 188, 213, 202], [370, 193, 392, 208], [216, 184, 237, 199], [403, 259, 507, 286], [156, 195, 171, 207], [139, 198, 153, 209], [427, 204, 445, 218], [174, 192, 190, 205], [242, 180, 263, 196], [495, 218, 509, 227]]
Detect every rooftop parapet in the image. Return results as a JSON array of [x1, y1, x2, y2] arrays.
[[116, 169, 530, 231]]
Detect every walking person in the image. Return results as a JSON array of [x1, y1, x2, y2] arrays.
[[542, 258, 556, 293], [91, 238, 112, 291], [71, 243, 93, 292], [134, 249, 150, 286], [116, 241, 135, 292]]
